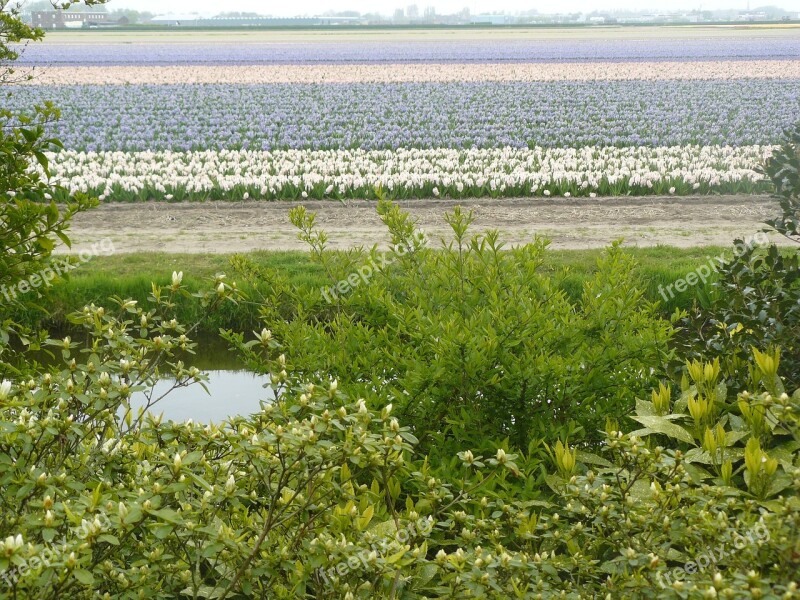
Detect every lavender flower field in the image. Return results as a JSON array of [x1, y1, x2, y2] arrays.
[[14, 28, 800, 202], [11, 81, 800, 152], [16, 36, 800, 65]]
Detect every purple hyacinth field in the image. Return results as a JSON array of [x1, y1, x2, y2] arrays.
[[8, 80, 800, 151], [16, 36, 800, 65], [13, 26, 800, 202]]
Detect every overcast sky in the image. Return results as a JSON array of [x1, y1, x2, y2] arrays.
[[108, 0, 800, 17]]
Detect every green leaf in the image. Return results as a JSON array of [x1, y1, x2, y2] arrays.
[[73, 569, 94, 585], [180, 585, 228, 599], [33, 150, 49, 174], [97, 534, 120, 546], [37, 236, 55, 252], [635, 398, 657, 416], [544, 473, 564, 494], [148, 508, 183, 525], [357, 504, 375, 531], [55, 229, 72, 249], [575, 450, 612, 468], [630, 415, 696, 445], [684, 447, 744, 465], [683, 463, 713, 482], [385, 548, 407, 564], [400, 431, 419, 445], [370, 519, 398, 538], [415, 563, 439, 587], [627, 479, 655, 502]]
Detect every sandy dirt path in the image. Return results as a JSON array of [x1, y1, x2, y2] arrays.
[[61, 195, 780, 254]]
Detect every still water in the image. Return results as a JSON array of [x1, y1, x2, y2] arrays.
[[128, 334, 272, 423], [30, 333, 270, 423], [131, 370, 272, 424]]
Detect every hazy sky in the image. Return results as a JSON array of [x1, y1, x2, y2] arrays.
[[109, 0, 800, 17]]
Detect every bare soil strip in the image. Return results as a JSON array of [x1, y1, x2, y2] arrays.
[[61, 195, 779, 254]]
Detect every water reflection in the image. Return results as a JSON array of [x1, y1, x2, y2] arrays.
[[131, 371, 272, 423], [23, 332, 271, 423]]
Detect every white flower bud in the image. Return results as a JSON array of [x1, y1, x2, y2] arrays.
[[0, 380, 10, 401]]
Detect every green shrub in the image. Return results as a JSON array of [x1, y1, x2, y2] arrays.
[[0, 288, 797, 599], [227, 200, 674, 454], [673, 242, 800, 393], [674, 123, 800, 392], [1, 0, 103, 378], [759, 121, 800, 245]]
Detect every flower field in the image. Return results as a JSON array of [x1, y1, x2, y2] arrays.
[[11, 80, 799, 152], [22, 60, 800, 85], [16, 35, 800, 65], [13, 30, 800, 201], [48, 146, 771, 202]]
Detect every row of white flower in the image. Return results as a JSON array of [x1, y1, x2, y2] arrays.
[[45, 146, 774, 201], [21, 60, 800, 85]]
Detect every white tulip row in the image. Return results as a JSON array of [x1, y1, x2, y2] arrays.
[[44, 145, 774, 201], [21, 60, 800, 85]]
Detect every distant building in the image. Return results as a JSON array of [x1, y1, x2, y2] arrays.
[[32, 10, 109, 29], [149, 14, 204, 27], [738, 11, 769, 21]]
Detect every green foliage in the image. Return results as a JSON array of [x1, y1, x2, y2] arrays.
[[759, 122, 800, 244], [227, 199, 673, 453], [0, 282, 521, 599], [622, 348, 798, 501], [0, 287, 797, 598], [538, 429, 799, 599], [673, 242, 800, 393], [9, 247, 731, 337], [674, 124, 800, 392], [1, 1, 104, 376], [0, 7, 796, 595], [0, 103, 94, 285], [0, 103, 97, 377]]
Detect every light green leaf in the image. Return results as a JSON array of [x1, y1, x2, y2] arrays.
[[575, 450, 612, 468], [73, 569, 94, 585], [630, 415, 696, 445]]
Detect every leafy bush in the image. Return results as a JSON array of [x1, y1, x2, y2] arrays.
[[760, 121, 800, 245], [0, 291, 797, 598], [673, 242, 800, 392], [228, 199, 673, 454], [674, 124, 800, 392], [1, 0, 101, 377], [0, 103, 96, 378]]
